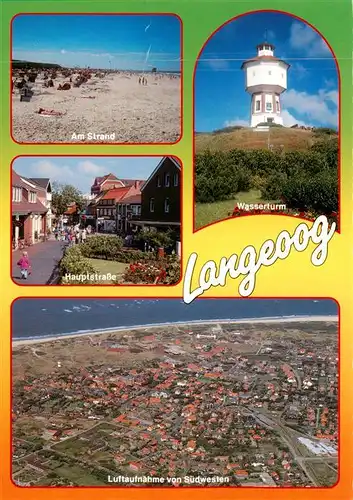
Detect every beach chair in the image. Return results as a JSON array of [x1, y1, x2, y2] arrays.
[[20, 87, 34, 102]]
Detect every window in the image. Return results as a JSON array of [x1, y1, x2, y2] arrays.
[[12, 187, 21, 202], [255, 100, 261, 111], [276, 101, 280, 112], [29, 191, 36, 203], [164, 198, 170, 213], [150, 198, 155, 213], [266, 102, 272, 112], [173, 172, 179, 187], [156, 175, 161, 187], [164, 172, 170, 187]]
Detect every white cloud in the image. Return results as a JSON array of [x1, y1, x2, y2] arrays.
[[291, 62, 308, 80], [60, 49, 67, 54], [205, 58, 229, 71], [17, 160, 107, 192], [223, 118, 249, 127], [281, 110, 311, 127], [289, 22, 330, 57], [281, 88, 338, 127]]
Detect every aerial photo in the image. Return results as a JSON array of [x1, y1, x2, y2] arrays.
[[12, 298, 338, 487], [194, 11, 338, 229], [11, 14, 181, 144]]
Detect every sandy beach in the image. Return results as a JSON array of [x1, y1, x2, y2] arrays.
[[12, 72, 181, 144], [12, 315, 338, 346]]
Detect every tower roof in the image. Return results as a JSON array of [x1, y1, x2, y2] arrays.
[[256, 42, 275, 50]]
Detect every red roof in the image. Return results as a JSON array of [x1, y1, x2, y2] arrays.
[[100, 187, 130, 201], [12, 170, 47, 215], [241, 55, 290, 69]]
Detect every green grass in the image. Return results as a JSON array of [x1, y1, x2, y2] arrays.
[[195, 189, 280, 229], [87, 258, 128, 283], [54, 465, 106, 485]]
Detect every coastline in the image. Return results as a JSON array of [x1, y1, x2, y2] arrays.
[[12, 315, 338, 346]]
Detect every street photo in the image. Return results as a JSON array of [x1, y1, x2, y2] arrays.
[[194, 11, 339, 230], [11, 14, 182, 144], [12, 298, 338, 487], [11, 156, 181, 285]]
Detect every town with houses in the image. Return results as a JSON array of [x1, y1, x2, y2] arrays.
[[12, 320, 338, 487], [12, 156, 181, 249]]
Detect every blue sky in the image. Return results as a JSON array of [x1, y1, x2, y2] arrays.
[[13, 157, 163, 193], [12, 15, 181, 71], [195, 11, 338, 131]]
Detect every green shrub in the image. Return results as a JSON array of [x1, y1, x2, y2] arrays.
[[79, 235, 124, 260], [195, 143, 338, 211], [282, 170, 338, 214], [135, 228, 176, 249], [59, 246, 98, 285]]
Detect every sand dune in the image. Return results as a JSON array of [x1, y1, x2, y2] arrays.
[[12, 315, 338, 346], [12, 72, 181, 144]]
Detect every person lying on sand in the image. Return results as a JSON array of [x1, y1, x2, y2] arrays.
[[36, 108, 66, 116]]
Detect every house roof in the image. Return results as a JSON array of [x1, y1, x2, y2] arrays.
[[12, 170, 48, 214], [241, 56, 290, 69], [20, 176, 47, 193], [122, 193, 141, 204], [12, 171, 30, 189], [29, 178, 51, 190], [100, 187, 130, 201], [141, 157, 181, 192]]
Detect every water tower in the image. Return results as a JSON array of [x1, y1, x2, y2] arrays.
[[241, 41, 290, 127]]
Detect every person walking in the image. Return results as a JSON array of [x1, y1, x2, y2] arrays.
[[17, 251, 31, 280], [81, 228, 87, 243]]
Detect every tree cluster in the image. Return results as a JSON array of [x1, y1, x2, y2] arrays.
[[195, 138, 338, 215]]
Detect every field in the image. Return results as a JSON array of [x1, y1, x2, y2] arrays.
[[195, 189, 280, 229], [86, 259, 128, 283], [12, 71, 181, 144], [195, 126, 320, 153]]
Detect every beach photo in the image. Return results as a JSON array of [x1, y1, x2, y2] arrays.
[[11, 156, 181, 285], [11, 14, 182, 144], [194, 11, 339, 229], [12, 298, 338, 487]]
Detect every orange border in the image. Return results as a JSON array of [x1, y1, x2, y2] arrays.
[[192, 9, 341, 234], [10, 155, 184, 287], [10, 13, 183, 146], [10, 296, 340, 491]]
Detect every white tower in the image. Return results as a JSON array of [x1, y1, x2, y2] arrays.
[[241, 41, 290, 127]]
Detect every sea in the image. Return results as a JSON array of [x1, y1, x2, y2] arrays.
[[12, 298, 338, 341]]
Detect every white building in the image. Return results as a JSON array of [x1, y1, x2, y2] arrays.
[[241, 42, 290, 127]]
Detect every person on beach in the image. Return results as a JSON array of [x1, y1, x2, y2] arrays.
[[17, 251, 31, 279]]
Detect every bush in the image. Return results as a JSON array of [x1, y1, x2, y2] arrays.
[[282, 170, 338, 214], [119, 255, 181, 285], [79, 235, 124, 260], [59, 245, 98, 285], [135, 228, 176, 249], [195, 142, 338, 211]]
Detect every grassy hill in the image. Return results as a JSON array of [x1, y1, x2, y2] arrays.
[[195, 126, 337, 153]]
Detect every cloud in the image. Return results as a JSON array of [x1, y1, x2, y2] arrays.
[[281, 88, 338, 127], [289, 22, 330, 57], [281, 110, 311, 128], [291, 62, 308, 80], [17, 160, 107, 193], [204, 58, 230, 71], [223, 118, 249, 127]]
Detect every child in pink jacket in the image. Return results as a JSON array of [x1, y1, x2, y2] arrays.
[[17, 251, 31, 279]]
